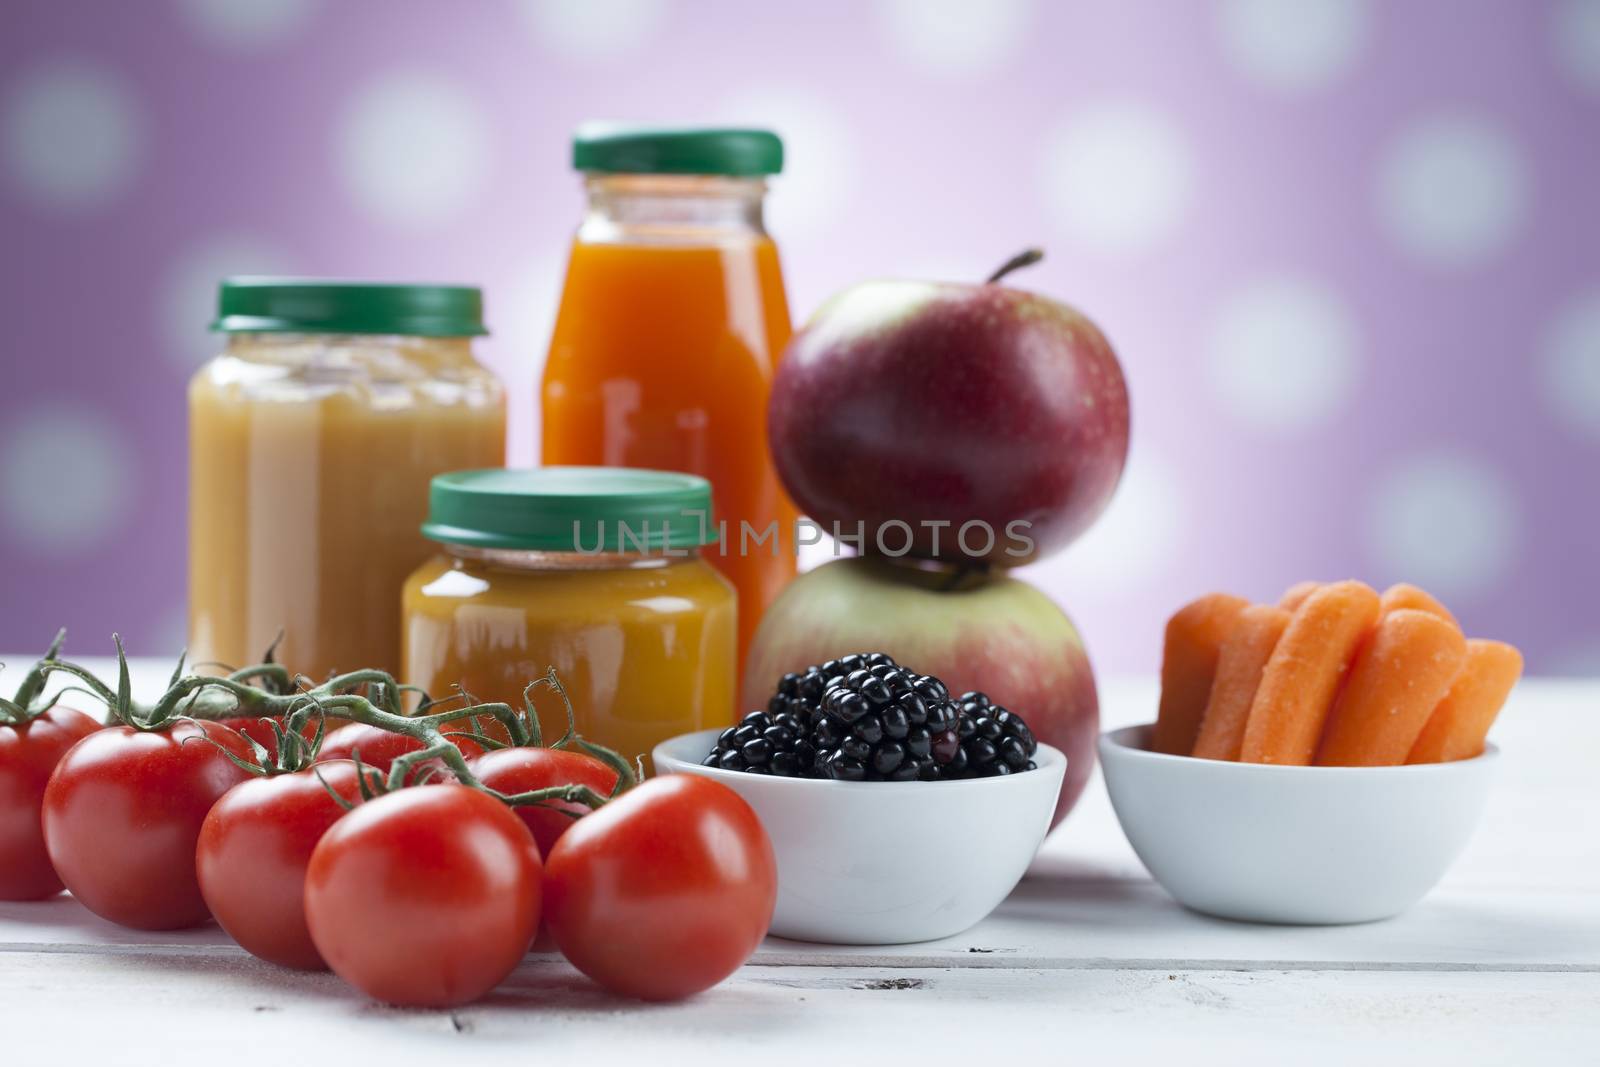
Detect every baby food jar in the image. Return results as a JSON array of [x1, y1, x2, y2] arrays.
[[541, 125, 797, 683], [402, 467, 737, 763], [189, 280, 506, 681]]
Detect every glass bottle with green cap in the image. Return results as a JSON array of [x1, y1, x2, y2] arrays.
[[542, 125, 799, 686], [401, 466, 737, 762], [189, 279, 505, 683]]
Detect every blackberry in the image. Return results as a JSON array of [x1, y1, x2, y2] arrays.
[[954, 691, 1039, 777], [705, 658, 858, 776], [705, 654, 1038, 783], [810, 663, 967, 782]]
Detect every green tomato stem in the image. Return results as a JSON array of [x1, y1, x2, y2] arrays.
[[29, 642, 626, 814]]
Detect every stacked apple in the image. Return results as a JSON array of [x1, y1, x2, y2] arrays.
[[748, 251, 1131, 825]]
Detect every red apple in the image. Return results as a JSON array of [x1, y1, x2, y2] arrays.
[[769, 251, 1129, 567], [743, 555, 1099, 828]]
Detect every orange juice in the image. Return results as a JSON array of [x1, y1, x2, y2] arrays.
[[541, 128, 797, 688]]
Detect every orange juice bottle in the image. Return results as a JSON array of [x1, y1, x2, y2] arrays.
[[541, 126, 797, 687]]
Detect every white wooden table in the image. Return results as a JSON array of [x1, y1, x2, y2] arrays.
[[3, 662, 1596, 1064]]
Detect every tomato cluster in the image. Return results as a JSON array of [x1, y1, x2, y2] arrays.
[[0, 647, 777, 1008]]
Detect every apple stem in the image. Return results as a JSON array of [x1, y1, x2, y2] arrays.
[[938, 564, 990, 592], [986, 248, 1044, 285]]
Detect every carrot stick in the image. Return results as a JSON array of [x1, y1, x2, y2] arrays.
[[1278, 581, 1321, 612], [1314, 609, 1468, 766], [1379, 582, 1457, 625], [1407, 640, 1523, 763], [1153, 593, 1249, 755], [1192, 604, 1291, 761], [1239, 580, 1379, 765]]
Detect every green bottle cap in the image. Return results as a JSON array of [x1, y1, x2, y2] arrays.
[[213, 279, 488, 337], [421, 467, 719, 553], [572, 124, 783, 176]]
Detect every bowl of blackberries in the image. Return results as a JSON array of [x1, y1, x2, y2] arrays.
[[654, 653, 1065, 945]]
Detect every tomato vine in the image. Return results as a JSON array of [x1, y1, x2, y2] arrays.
[[30, 634, 635, 816]]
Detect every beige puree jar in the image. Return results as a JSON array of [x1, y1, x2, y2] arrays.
[[188, 279, 506, 681]]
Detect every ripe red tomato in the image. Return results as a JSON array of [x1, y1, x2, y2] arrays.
[[304, 785, 542, 1006], [316, 722, 483, 777], [196, 760, 369, 969], [42, 719, 255, 929], [469, 746, 619, 858], [544, 774, 776, 1001], [0, 706, 100, 900]]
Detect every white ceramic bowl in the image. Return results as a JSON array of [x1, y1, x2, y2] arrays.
[[654, 729, 1066, 944], [1099, 724, 1497, 924]]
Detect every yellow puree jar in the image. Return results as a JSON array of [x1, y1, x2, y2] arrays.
[[402, 467, 737, 763], [189, 280, 506, 681]]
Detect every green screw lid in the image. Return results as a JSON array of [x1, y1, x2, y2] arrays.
[[421, 467, 719, 553], [212, 278, 488, 337], [572, 124, 783, 177]]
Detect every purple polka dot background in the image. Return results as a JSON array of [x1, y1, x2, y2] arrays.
[[2, 0, 1598, 676]]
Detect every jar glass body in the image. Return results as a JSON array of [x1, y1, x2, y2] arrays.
[[401, 544, 737, 763], [188, 333, 505, 680], [540, 174, 797, 684]]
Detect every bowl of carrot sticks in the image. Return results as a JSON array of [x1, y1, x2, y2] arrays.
[[1100, 580, 1522, 925]]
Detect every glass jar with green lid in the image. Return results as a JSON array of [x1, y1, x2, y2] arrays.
[[189, 279, 506, 683], [401, 467, 737, 763]]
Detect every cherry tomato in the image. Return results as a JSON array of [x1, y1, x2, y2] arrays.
[[544, 774, 776, 1001], [316, 722, 483, 777], [304, 785, 542, 1007], [42, 719, 255, 929], [469, 746, 619, 858], [196, 760, 369, 969], [0, 706, 100, 900]]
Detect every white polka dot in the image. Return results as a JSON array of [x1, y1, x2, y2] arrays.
[[1367, 453, 1518, 599], [1376, 116, 1528, 268], [1553, 0, 1600, 93], [1218, 0, 1369, 92], [0, 405, 135, 557], [1041, 101, 1193, 256], [1028, 444, 1183, 591], [1208, 276, 1361, 431], [721, 89, 853, 236], [3, 61, 144, 211], [517, 0, 666, 60], [175, 0, 316, 49], [1541, 291, 1600, 439], [877, 0, 1033, 76], [336, 74, 491, 228], [162, 233, 298, 372]]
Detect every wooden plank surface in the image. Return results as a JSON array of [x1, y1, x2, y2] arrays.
[[1, 954, 1596, 1066], [1, 659, 1595, 1060]]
